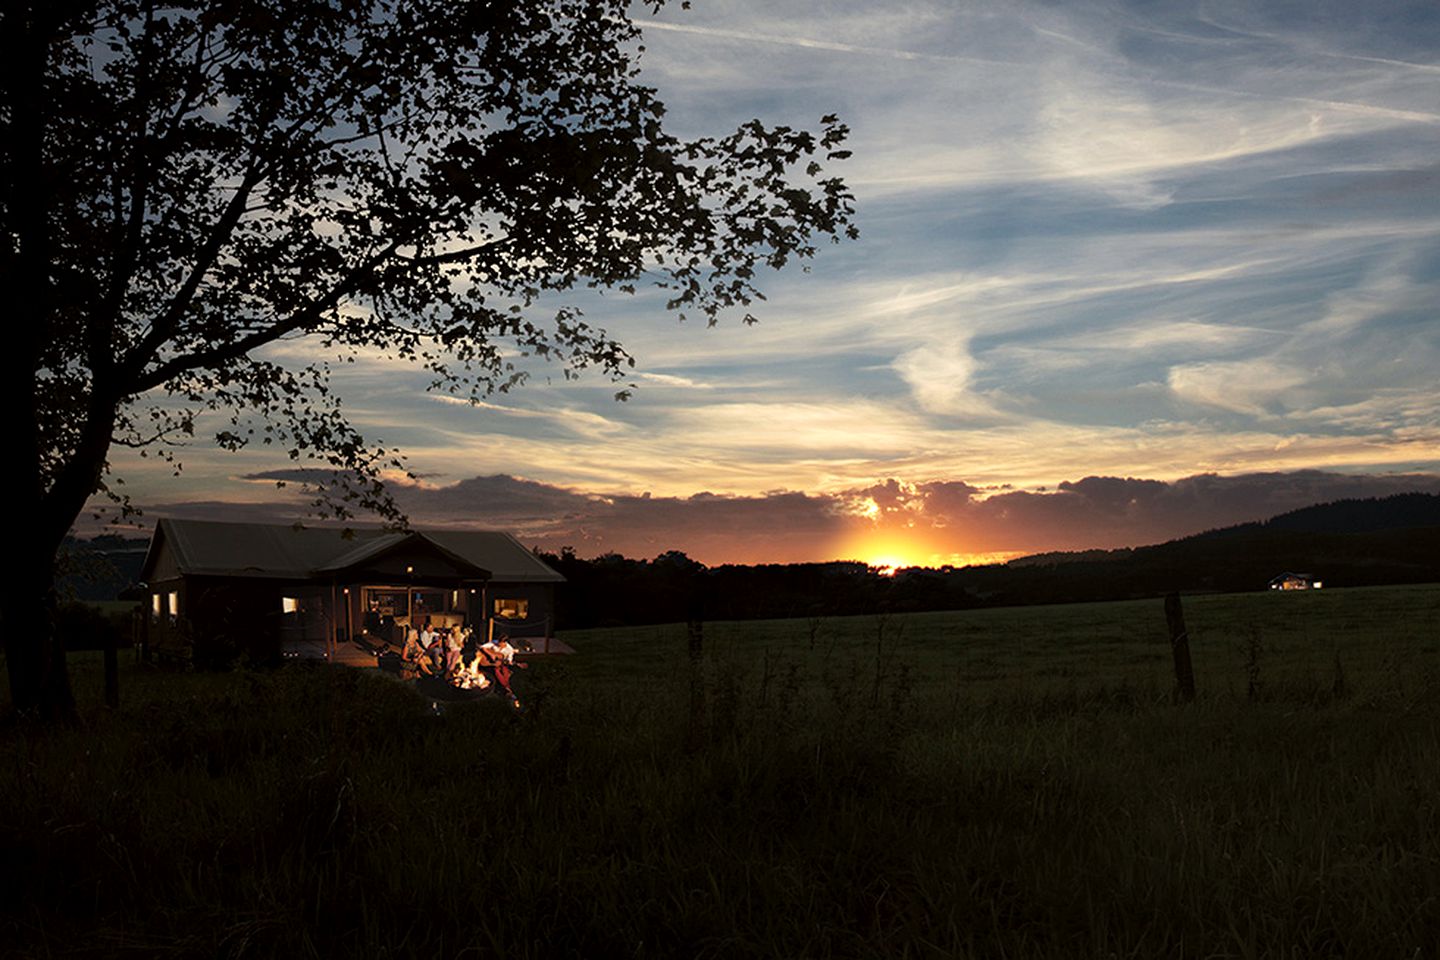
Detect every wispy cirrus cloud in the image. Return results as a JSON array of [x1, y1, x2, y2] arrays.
[[88, 0, 1440, 561]]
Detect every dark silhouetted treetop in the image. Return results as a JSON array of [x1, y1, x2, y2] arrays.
[[8, 0, 855, 527], [0, 0, 854, 717]]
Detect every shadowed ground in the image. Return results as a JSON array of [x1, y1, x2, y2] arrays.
[[2, 584, 1436, 958]]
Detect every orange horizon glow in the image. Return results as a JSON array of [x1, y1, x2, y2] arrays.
[[830, 524, 1024, 572], [853, 549, 1026, 572]]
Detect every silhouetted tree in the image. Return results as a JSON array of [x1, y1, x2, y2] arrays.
[[0, 1, 855, 717]]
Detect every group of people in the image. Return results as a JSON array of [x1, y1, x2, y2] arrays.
[[399, 619, 522, 694]]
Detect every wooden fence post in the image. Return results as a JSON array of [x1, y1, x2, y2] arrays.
[[1164, 592, 1196, 702], [103, 635, 119, 709], [686, 598, 705, 752]]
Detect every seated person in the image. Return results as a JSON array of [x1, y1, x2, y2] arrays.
[[444, 628, 463, 674], [418, 633, 445, 677], [479, 633, 525, 696], [479, 634, 517, 665], [400, 630, 426, 682]]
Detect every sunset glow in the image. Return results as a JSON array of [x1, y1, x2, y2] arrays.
[[870, 560, 903, 577], [832, 520, 1024, 572], [80, 1, 1440, 563]]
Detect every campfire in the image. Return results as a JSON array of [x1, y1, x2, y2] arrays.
[[448, 649, 493, 690], [388, 624, 525, 708]]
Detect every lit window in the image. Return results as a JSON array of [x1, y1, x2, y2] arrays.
[[493, 598, 529, 620], [152, 594, 162, 616], [167, 592, 179, 616], [282, 597, 300, 614]]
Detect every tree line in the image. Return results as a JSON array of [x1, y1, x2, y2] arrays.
[[534, 520, 1440, 629]]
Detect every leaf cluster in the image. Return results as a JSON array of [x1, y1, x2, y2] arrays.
[[2, 0, 855, 526]]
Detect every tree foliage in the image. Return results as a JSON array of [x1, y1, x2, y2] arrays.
[[7, 0, 855, 525], [0, 0, 854, 715]]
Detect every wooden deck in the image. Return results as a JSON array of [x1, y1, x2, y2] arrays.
[[283, 636, 575, 665], [283, 640, 379, 666]]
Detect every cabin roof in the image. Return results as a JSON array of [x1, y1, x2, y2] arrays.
[[1269, 571, 1313, 582], [141, 519, 563, 583]]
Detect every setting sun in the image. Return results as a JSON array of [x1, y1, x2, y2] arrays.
[[868, 556, 907, 576], [835, 523, 1025, 572], [834, 525, 951, 572]]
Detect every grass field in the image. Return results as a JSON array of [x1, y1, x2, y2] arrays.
[[3, 585, 1437, 958]]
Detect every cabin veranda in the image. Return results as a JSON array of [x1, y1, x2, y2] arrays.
[[139, 519, 563, 666]]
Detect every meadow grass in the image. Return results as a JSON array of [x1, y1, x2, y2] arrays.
[[2, 585, 1437, 958]]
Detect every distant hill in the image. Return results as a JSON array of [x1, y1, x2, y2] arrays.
[[983, 493, 1440, 606], [1196, 492, 1440, 538], [1010, 493, 1440, 567]]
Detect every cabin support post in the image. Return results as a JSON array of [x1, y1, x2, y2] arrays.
[[1164, 592, 1196, 703]]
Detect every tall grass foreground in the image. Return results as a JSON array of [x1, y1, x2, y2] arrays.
[[2, 585, 1438, 958]]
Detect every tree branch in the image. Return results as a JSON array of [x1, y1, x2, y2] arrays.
[[395, 237, 512, 271], [117, 158, 269, 381], [132, 238, 403, 393], [94, 0, 159, 385]]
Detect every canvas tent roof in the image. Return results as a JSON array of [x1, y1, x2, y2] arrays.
[[142, 518, 563, 583], [422, 530, 565, 582], [311, 531, 490, 579], [1269, 571, 1313, 584]]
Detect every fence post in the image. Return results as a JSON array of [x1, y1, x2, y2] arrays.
[[686, 597, 705, 752], [104, 635, 119, 709], [1164, 592, 1196, 702]]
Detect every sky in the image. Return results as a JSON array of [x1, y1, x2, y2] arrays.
[[91, 0, 1440, 567]]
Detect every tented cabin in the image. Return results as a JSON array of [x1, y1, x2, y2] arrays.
[[139, 519, 563, 664]]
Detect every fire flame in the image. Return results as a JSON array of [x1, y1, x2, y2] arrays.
[[448, 650, 492, 690]]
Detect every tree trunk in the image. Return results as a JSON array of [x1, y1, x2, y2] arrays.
[[3, 558, 76, 721], [2, 11, 76, 721]]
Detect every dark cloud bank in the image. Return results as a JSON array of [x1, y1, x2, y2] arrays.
[[128, 468, 1440, 565]]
